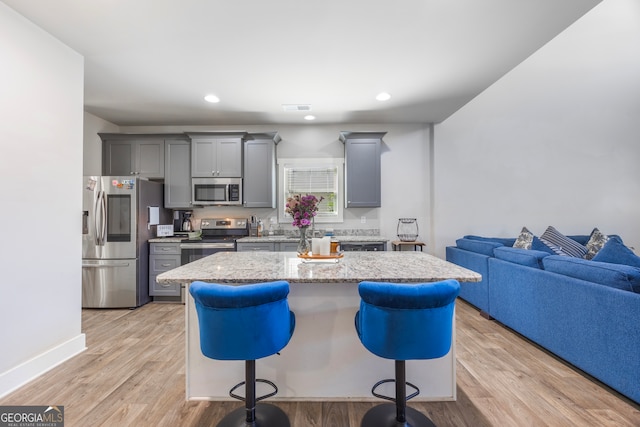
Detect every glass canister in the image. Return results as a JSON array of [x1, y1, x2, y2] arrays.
[[397, 218, 419, 242], [330, 237, 340, 254]]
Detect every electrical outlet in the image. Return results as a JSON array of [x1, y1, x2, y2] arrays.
[[361, 216, 366, 224]]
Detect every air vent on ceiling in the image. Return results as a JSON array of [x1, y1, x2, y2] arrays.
[[282, 104, 312, 112]]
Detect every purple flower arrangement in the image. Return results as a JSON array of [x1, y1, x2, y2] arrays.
[[285, 194, 324, 228]]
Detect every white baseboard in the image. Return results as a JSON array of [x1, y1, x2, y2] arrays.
[[0, 334, 86, 399]]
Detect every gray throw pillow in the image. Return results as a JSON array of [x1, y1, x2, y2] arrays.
[[584, 228, 609, 260], [513, 227, 534, 250]]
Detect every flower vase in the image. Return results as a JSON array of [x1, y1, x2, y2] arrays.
[[297, 226, 310, 255]]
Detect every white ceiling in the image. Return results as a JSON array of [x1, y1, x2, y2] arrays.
[[4, 0, 601, 126]]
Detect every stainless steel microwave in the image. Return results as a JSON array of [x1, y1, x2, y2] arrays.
[[192, 178, 242, 205]]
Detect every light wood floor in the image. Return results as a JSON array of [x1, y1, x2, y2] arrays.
[[1, 300, 638, 426]]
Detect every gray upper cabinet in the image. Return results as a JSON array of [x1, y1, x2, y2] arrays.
[[100, 134, 165, 179], [188, 132, 245, 178], [340, 131, 386, 208], [243, 132, 280, 208], [164, 139, 192, 209]]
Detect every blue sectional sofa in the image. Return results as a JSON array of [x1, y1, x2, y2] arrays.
[[446, 233, 640, 404]]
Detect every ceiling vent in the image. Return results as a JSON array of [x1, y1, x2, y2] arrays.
[[282, 104, 312, 112]]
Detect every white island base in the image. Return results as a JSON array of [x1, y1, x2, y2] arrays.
[[186, 281, 456, 401]]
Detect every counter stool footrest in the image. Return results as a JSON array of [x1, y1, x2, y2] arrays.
[[230, 378, 278, 402], [371, 379, 420, 402]]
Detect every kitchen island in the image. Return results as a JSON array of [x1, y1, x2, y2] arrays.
[[157, 251, 481, 401]]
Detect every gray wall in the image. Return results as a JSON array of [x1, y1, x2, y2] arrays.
[[433, 0, 640, 257], [0, 2, 85, 397]]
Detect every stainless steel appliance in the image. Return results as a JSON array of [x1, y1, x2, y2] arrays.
[[192, 177, 242, 205], [179, 217, 248, 265], [341, 242, 386, 251], [181, 211, 193, 232], [82, 176, 170, 308]]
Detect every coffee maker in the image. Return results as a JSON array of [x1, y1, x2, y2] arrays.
[[174, 210, 193, 232]]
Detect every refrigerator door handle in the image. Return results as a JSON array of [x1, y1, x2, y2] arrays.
[[95, 190, 107, 246], [94, 190, 101, 246], [101, 191, 107, 245], [82, 261, 132, 268]]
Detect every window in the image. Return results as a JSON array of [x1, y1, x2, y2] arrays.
[[278, 158, 344, 223]]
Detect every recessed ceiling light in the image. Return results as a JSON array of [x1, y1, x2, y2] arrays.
[[204, 94, 220, 103], [304, 115, 316, 121], [376, 92, 391, 101]]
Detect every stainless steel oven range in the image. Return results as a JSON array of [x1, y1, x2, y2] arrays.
[[179, 217, 249, 265]]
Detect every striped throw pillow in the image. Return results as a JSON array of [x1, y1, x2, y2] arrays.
[[540, 226, 587, 258]]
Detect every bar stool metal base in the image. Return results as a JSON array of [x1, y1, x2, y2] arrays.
[[360, 403, 436, 427], [217, 403, 290, 427]]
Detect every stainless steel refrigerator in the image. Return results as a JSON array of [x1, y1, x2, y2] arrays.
[[82, 176, 170, 308]]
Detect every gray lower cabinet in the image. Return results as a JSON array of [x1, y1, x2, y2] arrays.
[[243, 133, 279, 208], [236, 242, 276, 252], [236, 241, 299, 252], [100, 135, 165, 179], [340, 131, 386, 208], [149, 242, 181, 296], [164, 139, 192, 208], [278, 242, 299, 251]]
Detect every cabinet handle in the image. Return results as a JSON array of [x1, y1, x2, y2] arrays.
[[160, 283, 171, 288], [161, 263, 172, 267]]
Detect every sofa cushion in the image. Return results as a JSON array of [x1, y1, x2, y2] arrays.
[[463, 235, 516, 246], [540, 226, 587, 258], [493, 247, 550, 269], [542, 255, 640, 293], [584, 228, 609, 260], [456, 238, 503, 256], [567, 235, 590, 246], [592, 236, 640, 268]]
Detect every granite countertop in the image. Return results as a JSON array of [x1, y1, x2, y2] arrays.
[[236, 235, 388, 243], [156, 251, 481, 285], [149, 237, 187, 243], [149, 235, 389, 244]]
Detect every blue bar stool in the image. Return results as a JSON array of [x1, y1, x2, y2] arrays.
[[190, 280, 296, 427], [355, 280, 460, 427]]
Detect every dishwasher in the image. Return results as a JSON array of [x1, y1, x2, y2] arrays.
[[340, 242, 386, 251]]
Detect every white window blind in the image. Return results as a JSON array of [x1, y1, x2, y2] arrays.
[[285, 167, 337, 214], [279, 158, 344, 223]]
